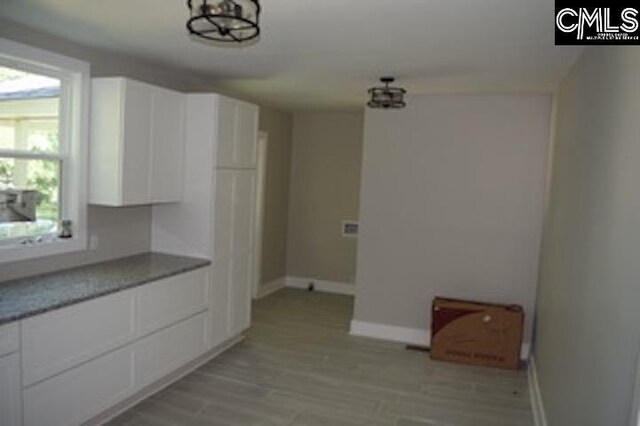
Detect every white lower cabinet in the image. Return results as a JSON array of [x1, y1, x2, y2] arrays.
[[16, 266, 217, 426], [135, 312, 207, 388], [0, 323, 19, 357], [0, 352, 21, 426], [21, 290, 136, 386], [23, 346, 135, 426], [229, 251, 252, 336], [137, 268, 209, 336], [209, 260, 231, 349]]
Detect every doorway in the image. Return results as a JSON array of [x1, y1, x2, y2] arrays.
[[252, 131, 268, 299]]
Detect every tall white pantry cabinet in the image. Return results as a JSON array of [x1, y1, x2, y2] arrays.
[[152, 94, 259, 349]]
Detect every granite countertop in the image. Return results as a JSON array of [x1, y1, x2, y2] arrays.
[[0, 252, 210, 326]]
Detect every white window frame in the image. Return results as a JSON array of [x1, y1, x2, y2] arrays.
[[0, 38, 89, 263]]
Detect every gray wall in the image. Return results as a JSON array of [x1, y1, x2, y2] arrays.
[[353, 95, 551, 347], [258, 106, 293, 284], [286, 112, 363, 283], [535, 47, 640, 426]]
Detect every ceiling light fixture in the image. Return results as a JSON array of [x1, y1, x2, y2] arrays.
[[186, 0, 261, 44], [367, 77, 407, 109]]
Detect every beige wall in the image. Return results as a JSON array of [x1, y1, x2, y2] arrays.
[[353, 95, 551, 347], [535, 47, 640, 426], [258, 106, 293, 284], [286, 113, 364, 284]]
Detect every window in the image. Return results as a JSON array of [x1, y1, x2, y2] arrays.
[[0, 38, 89, 263], [0, 67, 62, 243]]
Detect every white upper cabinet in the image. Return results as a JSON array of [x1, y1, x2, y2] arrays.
[[216, 96, 259, 169], [90, 77, 185, 206], [150, 87, 185, 203]]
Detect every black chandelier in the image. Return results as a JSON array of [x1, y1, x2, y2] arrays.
[[367, 77, 406, 109], [186, 0, 261, 43]]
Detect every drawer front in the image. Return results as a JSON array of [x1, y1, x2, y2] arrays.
[[0, 353, 21, 426], [0, 322, 19, 357], [137, 267, 209, 336], [135, 312, 207, 388], [21, 290, 136, 386], [23, 345, 135, 426]]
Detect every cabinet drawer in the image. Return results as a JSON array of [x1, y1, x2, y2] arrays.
[[21, 290, 136, 386], [0, 322, 19, 357], [0, 353, 21, 426], [23, 345, 135, 426], [135, 312, 207, 388], [137, 267, 209, 336]]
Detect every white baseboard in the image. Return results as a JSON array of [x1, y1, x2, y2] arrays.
[[286, 276, 355, 295], [256, 277, 286, 299], [350, 320, 531, 360], [350, 320, 430, 346], [528, 356, 548, 426]]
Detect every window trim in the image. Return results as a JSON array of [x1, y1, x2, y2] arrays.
[[0, 38, 90, 263]]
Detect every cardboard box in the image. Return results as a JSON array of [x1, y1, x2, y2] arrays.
[[430, 297, 524, 369]]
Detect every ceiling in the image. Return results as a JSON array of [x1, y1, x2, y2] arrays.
[[0, 0, 582, 111]]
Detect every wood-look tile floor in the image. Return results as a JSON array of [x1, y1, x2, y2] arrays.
[[107, 289, 533, 426]]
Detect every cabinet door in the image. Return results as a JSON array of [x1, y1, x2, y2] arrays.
[[0, 353, 21, 426], [151, 87, 185, 203], [213, 170, 235, 259], [0, 323, 19, 357], [209, 258, 231, 349], [137, 267, 209, 336], [232, 170, 256, 254], [228, 170, 255, 334], [233, 100, 259, 168], [89, 78, 125, 205], [23, 346, 135, 426], [216, 96, 236, 168], [212, 169, 256, 339], [228, 251, 253, 335], [216, 97, 258, 168], [135, 312, 207, 388], [121, 79, 153, 205], [21, 289, 136, 386]]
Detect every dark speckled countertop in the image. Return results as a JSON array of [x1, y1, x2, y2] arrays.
[[0, 252, 210, 325]]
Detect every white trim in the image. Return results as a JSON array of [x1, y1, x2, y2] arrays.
[[630, 345, 640, 426], [88, 334, 244, 426], [350, 319, 531, 360], [255, 276, 286, 299], [251, 131, 268, 298], [350, 320, 430, 346], [0, 37, 89, 263], [285, 276, 355, 295], [528, 356, 548, 426]]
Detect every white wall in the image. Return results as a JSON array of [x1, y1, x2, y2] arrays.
[[352, 95, 551, 348], [535, 46, 640, 426]]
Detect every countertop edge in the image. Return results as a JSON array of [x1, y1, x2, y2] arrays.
[[0, 257, 211, 326]]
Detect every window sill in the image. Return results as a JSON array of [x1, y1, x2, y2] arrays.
[[0, 236, 87, 264]]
